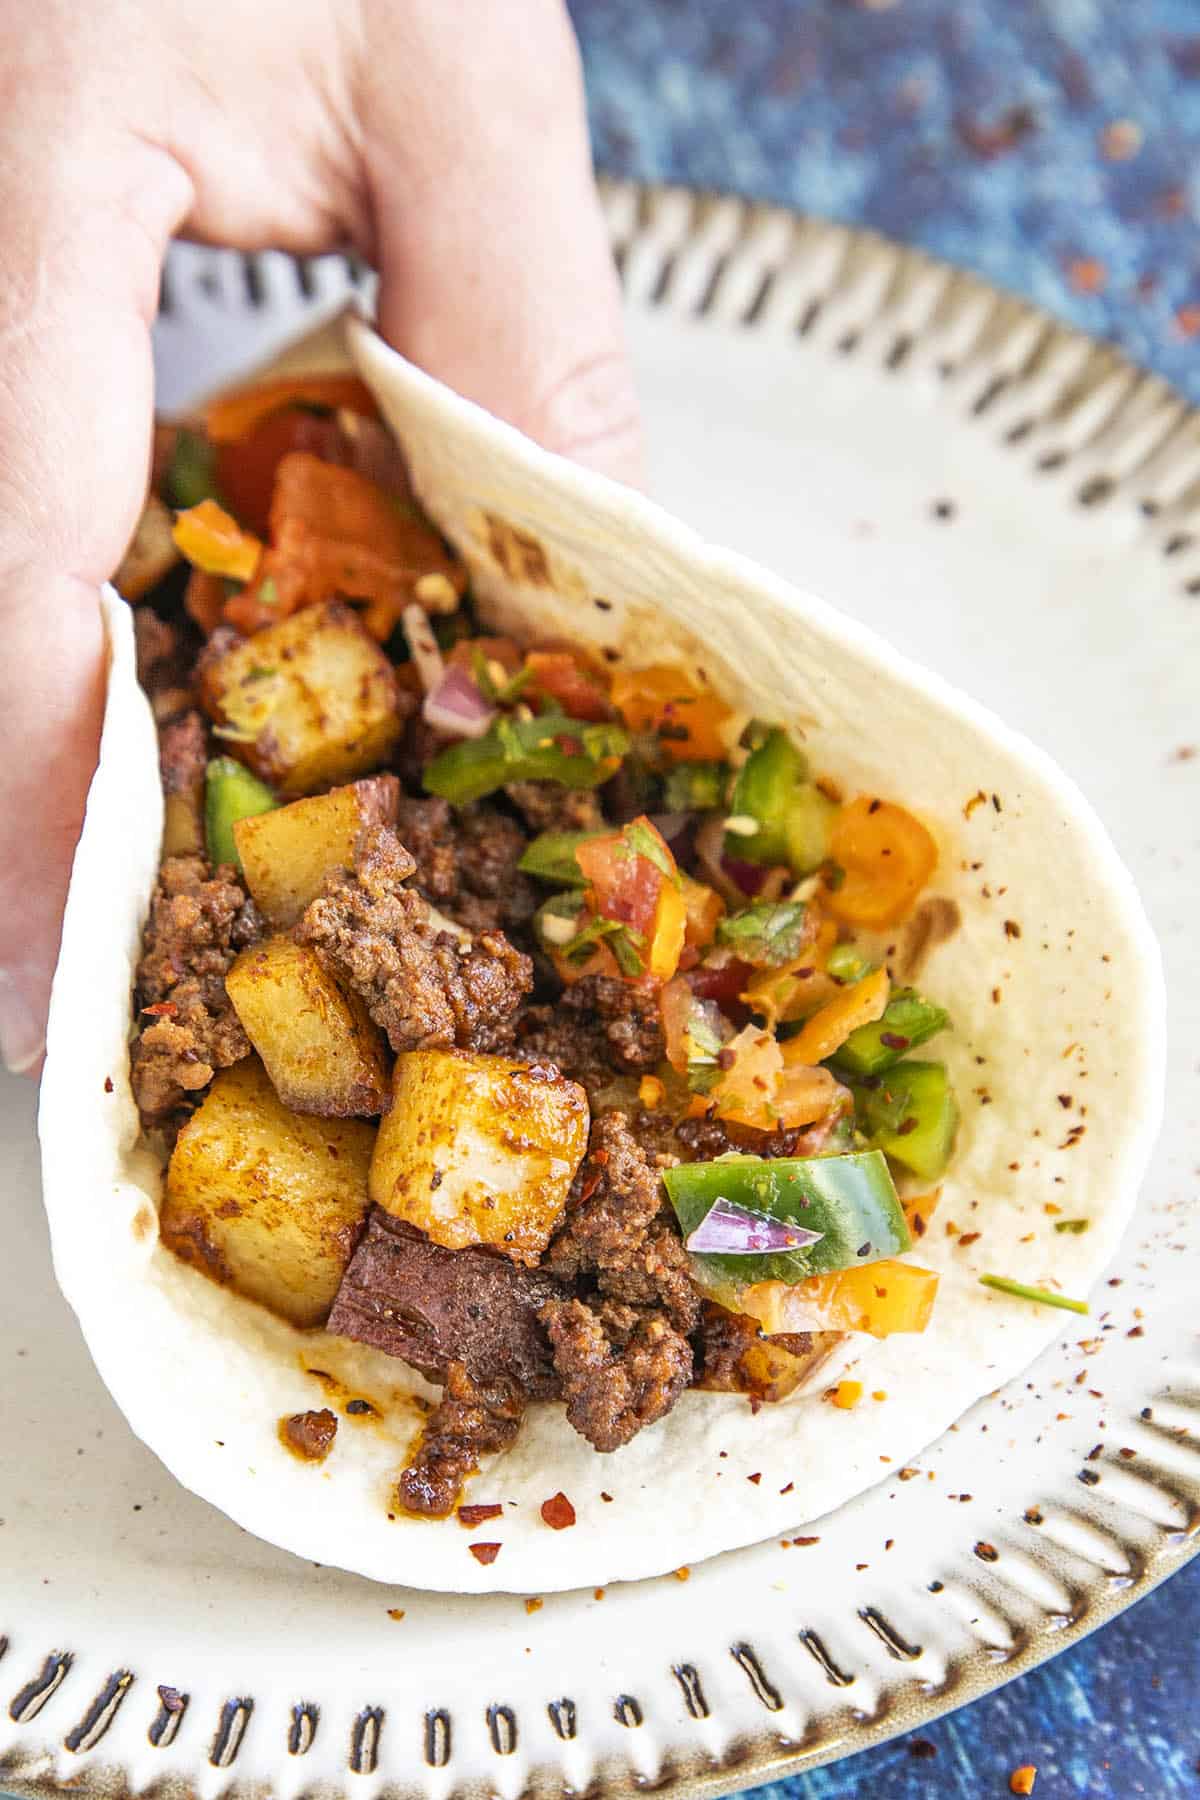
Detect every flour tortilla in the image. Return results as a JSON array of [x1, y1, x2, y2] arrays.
[[38, 314, 1164, 1593]]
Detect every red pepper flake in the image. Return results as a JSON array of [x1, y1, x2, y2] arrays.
[[1119, 1447, 1137, 1460], [964, 789, 988, 819], [793, 1534, 821, 1546], [1003, 919, 1021, 939], [469, 1542, 501, 1565], [1024, 1507, 1044, 1525], [855, 1562, 869, 1571], [1010, 1766, 1038, 1796], [103, 1076, 114, 1093], [897, 1467, 920, 1481], [524, 1597, 543, 1615], [779, 1481, 794, 1495], [458, 1503, 503, 1528], [746, 1472, 762, 1485], [974, 1541, 999, 1563], [600, 1491, 613, 1502], [674, 1565, 691, 1581], [387, 1607, 405, 1621], [880, 1032, 910, 1051], [992, 987, 1003, 1004], [593, 1587, 606, 1600], [1066, 256, 1106, 294], [141, 1001, 179, 1018], [1127, 1324, 1144, 1338], [957, 1231, 981, 1248], [540, 1492, 576, 1530]]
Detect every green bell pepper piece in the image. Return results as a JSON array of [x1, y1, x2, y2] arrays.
[[784, 782, 837, 874], [204, 757, 277, 870], [825, 942, 875, 984], [664, 1149, 911, 1287], [853, 1060, 960, 1182], [423, 713, 629, 806], [518, 830, 604, 885], [166, 429, 219, 511], [662, 761, 729, 812], [832, 988, 951, 1077], [725, 728, 806, 865], [715, 900, 809, 966]]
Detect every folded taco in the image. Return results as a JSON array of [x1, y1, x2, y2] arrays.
[[38, 314, 1163, 1592]]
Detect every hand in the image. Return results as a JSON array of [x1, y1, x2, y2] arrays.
[[0, 0, 639, 1074]]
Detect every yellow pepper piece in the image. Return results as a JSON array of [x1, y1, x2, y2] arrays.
[[782, 966, 890, 1067], [172, 499, 263, 583], [824, 797, 937, 928]]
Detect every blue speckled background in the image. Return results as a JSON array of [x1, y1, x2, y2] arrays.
[[567, 1, 1200, 1793]]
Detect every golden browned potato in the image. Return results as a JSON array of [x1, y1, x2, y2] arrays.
[[225, 937, 389, 1117], [197, 601, 404, 795], [233, 775, 399, 926], [369, 1049, 589, 1263], [115, 492, 180, 601], [160, 1058, 374, 1328]]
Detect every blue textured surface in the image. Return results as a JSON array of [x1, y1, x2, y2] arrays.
[[568, 2, 1200, 1793]]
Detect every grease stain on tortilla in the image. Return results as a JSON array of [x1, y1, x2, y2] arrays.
[[130, 1204, 157, 1243], [899, 895, 962, 979]]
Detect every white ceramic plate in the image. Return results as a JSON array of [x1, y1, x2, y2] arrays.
[[3, 184, 1197, 1799]]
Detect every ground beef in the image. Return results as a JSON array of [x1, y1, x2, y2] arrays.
[[538, 1111, 698, 1450], [674, 1108, 847, 1162], [327, 1208, 564, 1396], [158, 710, 207, 801], [539, 1297, 692, 1453], [129, 854, 261, 1127], [395, 796, 537, 934], [396, 1361, 526, 1516], [297, 825, 532, 1053], [562, 974, 665, 1072], [280, 1408, 338, 1463], [505, 781, 605, 834], [513, 1002, 613, 1099]]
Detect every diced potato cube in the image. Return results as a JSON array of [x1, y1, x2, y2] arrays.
[[115, 492, 180, 601], [225, 937, 389, 1117], [370, 1049, 589, 1263], [197, 601, 404, 795], [160, 1058, 374, 1328], [233, 775, 399, 926]]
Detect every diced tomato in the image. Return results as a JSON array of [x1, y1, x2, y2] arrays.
[[183, 568, 227, 636], [781, 966, 890, 1066], [680, 872, 724, 950], [204, 373, 380, 444], [172, 500, 262, 583], [447, 636, 523, 679], [688, 953, 753, 1007], [610, 664, 734, 763], [214, 406, 340, 538], [824, 798, 937, 928], [524, 650, 612, 721], [576, 816, 685, 981]]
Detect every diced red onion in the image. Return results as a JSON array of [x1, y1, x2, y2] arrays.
[[695, 815, 750, 905], [722, 854, 769, 897], [422, 661, 496, 739], [403, 603, 446, 695], [685, 1196, 823, 1257], [649, 811, 694, 851]]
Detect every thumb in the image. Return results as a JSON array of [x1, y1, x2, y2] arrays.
[[359, 0, 642, 487], [0, 111, 188, 1071]]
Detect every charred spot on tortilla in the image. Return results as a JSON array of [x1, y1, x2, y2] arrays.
[[130, 1204, 157, 1243], [483, 514, 552, 586]]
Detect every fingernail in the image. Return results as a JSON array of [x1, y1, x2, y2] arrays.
[[0, 969, 46, 1075]]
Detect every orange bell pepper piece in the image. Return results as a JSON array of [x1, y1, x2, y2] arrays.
[[774, 1061, 843, 1128], [724, 1261, 940, 1338], [204, 373, 380, 444], [576, 817, 686, 982], [172, 499, 263, 583], [610, 664, 734, 762], [782, 966, 890, 1066], [824, 797, 937, 928], [680, 872, 725, 951]]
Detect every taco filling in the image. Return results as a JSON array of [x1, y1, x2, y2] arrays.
[[122, 376, 960, 1518]]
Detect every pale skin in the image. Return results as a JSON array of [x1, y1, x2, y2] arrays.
[[0, 0, 640, 1073]]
